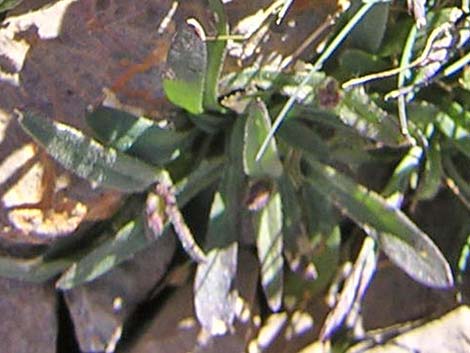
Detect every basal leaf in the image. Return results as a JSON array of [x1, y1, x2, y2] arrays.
[[339, 49, 390, 79], [204, 0, 229, 112], [255, 192, 284, 311], [284, 182, 341, 300], [221, 114, 246, 237], [278, 119, 329, 160], [175, 157, 225, 207], [335, 88, 404, 146], [193, 117, 246, 335], [348, 1, 389, 53], [243, 100, 283, 178], [163, 22, 207, 114], [305, 156, 454, 288], [87, 106, 195, 165], [436, 107, 470, 158], [194, 193, 238, 335], [382, 145, 423, 199], [18, 111, 160, 192], [320, 236, 377, 340], [416, 138, 443, 201], [0, 255, 72, 282], [56, 218, 156, 289]]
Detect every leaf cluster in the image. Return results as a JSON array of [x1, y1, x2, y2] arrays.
[[8, 0, 470, 348]]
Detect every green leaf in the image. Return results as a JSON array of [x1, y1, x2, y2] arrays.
[[56, 218, 156, 289], [348, 1, 389, 53], [320, 236, 377, 340], [335, 88, 405, 146], [194, 193, 238, 335], [278, 119, 329, 160], [304, 156, 454, 288], [416, 137, 443, 201], [204, 0, 229, 112], [0, 0, 22, 12], [193, 116, 246, 335], [382, 145, 423, 198], [86, 106, 195, 165], [220, 67, 325, 98], [282, 179, 341, 300], [243, 100, 283, 178], [18, 111, 160, 192], [221, 114, 246, 237], [442, 156, 470, 208], [436, 106, 470, 158], [175, 157, 225, 207], [339, 49, 390, 78], [0, 255, 71, 282], [255, 192, 284, 311], [163, 22, 207, 114], [460, 64, 470, 91]]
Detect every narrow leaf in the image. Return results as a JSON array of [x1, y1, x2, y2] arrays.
[[0, 255, 71, 282], [348, 1, 389, 53], [194, 193, 238, 335], [416, 138, 443, 200], [57, 218, 152, 289], [18, 111, 159, 192], [335, 88, 404, 146], [305, 156, 454, 288], [382, 145, 423, 198], [163, 21, 207, 114], [193, 117, 246, 335], [204, 0, 229, 112], [278, 119, 329, 160], [244, 100, 283, 178], [175, 157, 225, 207], [87, 106, 195, 165], [285, 183, 341, 298], [255, 192, 284, 311], [221, 114, 246, 239], [320, 236, 377, 340]]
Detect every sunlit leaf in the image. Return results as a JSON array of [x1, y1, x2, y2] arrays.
[[18, 111, 160, 192], [436, 104, 470, 158], [204, 0, 229, 112], [243, 99, 283, 178], [57, 218, 153, 289], [163, 21, 207, 115], [220, 66, 326, 99], [320, 236, 377, 341], [194, 193, 238, 336], [382, 145, 423, 199], [460, 66, 470, 91], [86, 106, 195, 165], [255, 192, 284, 311], [335, 88, 404, 146], [416, 137, 443, 200], [305, 156, 454, 288]]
